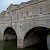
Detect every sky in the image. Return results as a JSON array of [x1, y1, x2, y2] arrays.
[[0, 0, 30, 13]]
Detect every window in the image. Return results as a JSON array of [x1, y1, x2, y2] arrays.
[[17, 13, 18, 18], [26, 10, 29, 16], [8, 12, 10, 15], [40, 8, 42, 14], [21, 12, 23, 17]]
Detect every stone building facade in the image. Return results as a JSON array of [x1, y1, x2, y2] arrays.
[[0, 0, 50, 48]]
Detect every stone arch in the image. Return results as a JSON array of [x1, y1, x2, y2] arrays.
[[3, 27, 17, 40], [23, 26, 50, 49], [24, 26, 50, 39]]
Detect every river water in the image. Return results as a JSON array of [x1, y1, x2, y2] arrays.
[[0, 40, 49, 50]]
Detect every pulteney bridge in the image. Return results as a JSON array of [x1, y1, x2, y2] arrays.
[[0, 0, 50, 48]]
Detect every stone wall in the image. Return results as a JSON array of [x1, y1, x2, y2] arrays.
[[3, 34, 16, 40], [0, 0, 50, 48]]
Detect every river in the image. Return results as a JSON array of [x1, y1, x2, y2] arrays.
[[0, 40, 48, 50]]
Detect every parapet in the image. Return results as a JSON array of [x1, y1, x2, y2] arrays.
[[7, 0, 45, 11]]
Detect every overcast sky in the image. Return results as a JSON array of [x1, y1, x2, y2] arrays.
[[0, 0, 30, 13]]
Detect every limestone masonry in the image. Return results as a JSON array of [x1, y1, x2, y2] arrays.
[[0, 0, 50, 48]]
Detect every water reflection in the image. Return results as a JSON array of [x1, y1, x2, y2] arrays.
[[0, 41, 3, 50], [0, 40, 48, 50]]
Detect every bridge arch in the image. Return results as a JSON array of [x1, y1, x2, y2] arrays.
[[3, 27, 17, 40], [24, 26, 50, 39], [23, 26, 50, 49]]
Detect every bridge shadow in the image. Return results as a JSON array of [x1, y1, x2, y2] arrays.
[[24, 26, 50, 50], [3, 27, 17, 50], [17, 40, 48, 50], [24, 41, 48, 50], [33, 40, 48, 50]]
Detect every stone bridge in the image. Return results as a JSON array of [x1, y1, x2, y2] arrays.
[[0, 0, 50, 48]]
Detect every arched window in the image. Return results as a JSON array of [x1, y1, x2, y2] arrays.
[[40, 8, 42, 14], [26, 10, 29, 16]]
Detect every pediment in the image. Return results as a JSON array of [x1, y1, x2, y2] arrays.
[[7, 4, 14, 9]]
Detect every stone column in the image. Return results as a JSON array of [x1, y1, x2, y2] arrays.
[[17, 39, 24, 48], [17, 23, 24, 48]]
